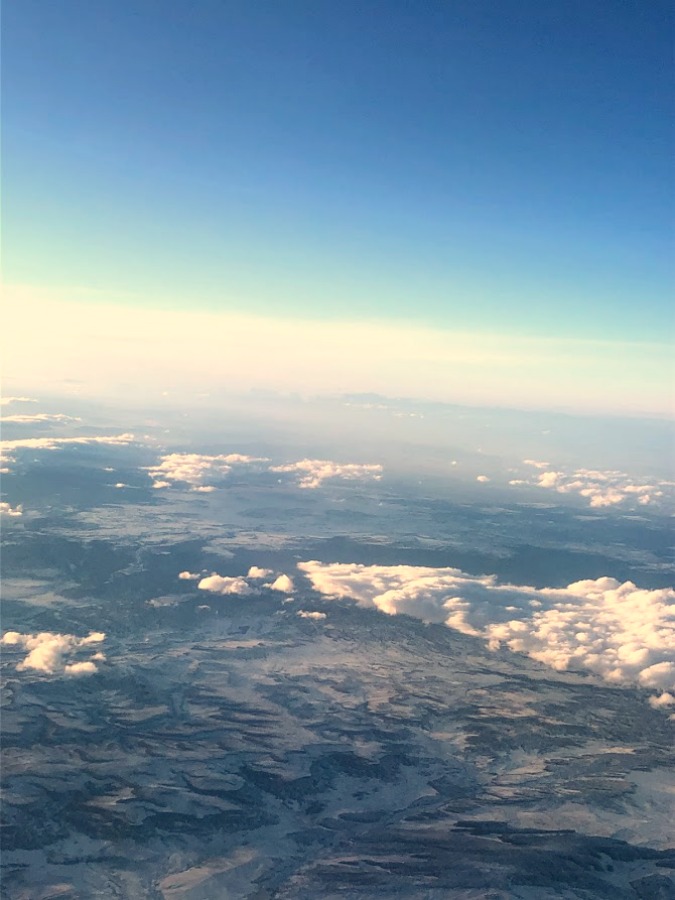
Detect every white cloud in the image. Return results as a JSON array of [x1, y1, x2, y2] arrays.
[[147, 452, 382, 492], [297, 610, 326, 620], [0, 413, 81, 424], [1, 433, 134, 452], [268, 574, 295, 593], [146, 452, 269, 490], [197, 574, 255, 596], [270, 459, 383, 489], [517, 461, 669, 508], [299, 561, 675, 707], [476, 475, 490, 483], [649, 692, 675, 709], [248, 566, 273, 579], [0, 433, 135, 473], [188, 567, 295, 597], [64, 661, 98, 676], [114, 482, 128, 488], [1, 630, 106, 676], [0, 502, 23, 517], [0, 396, 38, 407]]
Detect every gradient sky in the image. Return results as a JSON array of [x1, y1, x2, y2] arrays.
[[3, 0, 673, 412]]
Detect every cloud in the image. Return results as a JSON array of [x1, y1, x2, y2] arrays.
[[268, 574, 295, 593], [1, 434, 135, 452], [0, 502, 23, 517], [189, 568, 295, 597], [248, 566, 273, 579], [178, 571, 201, 580], [0, 396, 38, 407], [517, 461, 669, 508], [0, 413, 81, 424], [147, 452, 269, 490], [648, 692, 675, 709], [197, 574, 255, 596], [0, 433, 135, 473], [297, 610, 326, 620], [476, 475, 490, 483], [299, 561, 675, 707], [147, 452, 382, 492], [1, 630, 106, 676], [64, 661, 98, 676], [270, 459, 383, 489]]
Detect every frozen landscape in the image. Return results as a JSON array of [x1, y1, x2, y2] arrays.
[[1, 396, 673, 899]]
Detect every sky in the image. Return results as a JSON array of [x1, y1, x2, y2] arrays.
[[2, 0, 673, 414]]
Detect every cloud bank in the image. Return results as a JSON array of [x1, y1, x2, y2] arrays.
[[0, 433, 135, 473], [270, 459, 383, 489], [148, 452, 382, 491], [0, 413, 81, 424], [0, 396, 38, 407], [298, 561, 675, 707], [514, 461, 669, 508], [147, 452, 269, 490], [1, 630, 106, 676]]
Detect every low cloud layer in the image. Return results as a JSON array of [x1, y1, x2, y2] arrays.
[[148, 452, 383, 492], [1, 630, 106, 676], [299, 561, 675, 708], [1, 433, 135, 473], [513, 460, 670, 508], [270, 459, 383, 489], [0, 413, 81, 424], [0, 396, 38, 407]]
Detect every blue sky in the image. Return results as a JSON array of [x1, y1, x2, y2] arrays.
[[3, 0, 673, 410]]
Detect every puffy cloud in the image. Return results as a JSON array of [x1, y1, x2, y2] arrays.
[[187, 568, 295, 597], [64, 661, 98, 676], [270, 459, 383, 489], [0, 413, 81, 424], [147, 452, 269, 490], [297, 610, 326, 620], [0, 502, 23, 517], [1, 630, 106, 676], [147, 452, 383, 492], [476, 475, 490, 483], [649, 692, 675, 709], [268, 574, 295, 593], [517, 460, 669, 508], [299, 561, 675, 707], [197, 574, 255, 596], [248, 566, 273, 579]]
